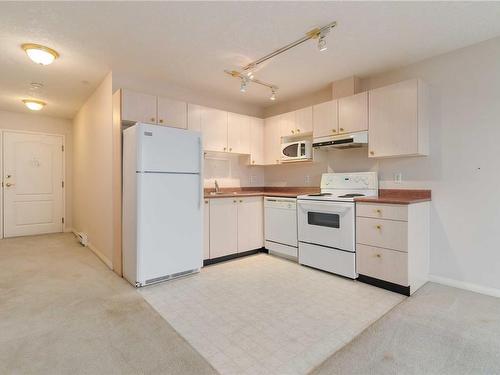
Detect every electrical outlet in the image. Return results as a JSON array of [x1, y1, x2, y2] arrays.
[[305, 175, 311, 185], [394, 172, 403, 184]]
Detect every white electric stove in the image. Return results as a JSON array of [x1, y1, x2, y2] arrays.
[[297, 172, 378, 278]]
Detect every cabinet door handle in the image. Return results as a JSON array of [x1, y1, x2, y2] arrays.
[[296, 129, 300, 133], [375, 209, 382, 214], [370, 151, 375, 156], [375, 254, 381, 258], [291, 130, 295, 134], [332, 129, 337, 133], [150, 117, 155, 122], [223, 147, 227, 151], [233, 200, 237, 203], [252, 160, 255, 164], [229, 147, 232, 152], [239, 200, 243, 203], [376, 225, 382, 230], [204, 200, 208, 204], [340, 128, 345, 132], [276, 159, 280, 164]]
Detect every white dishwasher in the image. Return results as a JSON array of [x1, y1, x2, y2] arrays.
[[264, 197, 298, 260]]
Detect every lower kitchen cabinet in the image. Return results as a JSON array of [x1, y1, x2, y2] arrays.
[[206, 196, 264, 260], [237, 197, 263, 252], [356, 202, 430, 295], [209, 198, 238, 259]]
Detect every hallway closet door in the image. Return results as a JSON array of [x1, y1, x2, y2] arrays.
[[3, 131, 64, 237]]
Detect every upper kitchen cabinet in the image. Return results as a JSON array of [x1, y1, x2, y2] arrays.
[[227, 112, 250, 154], [294, 106, 313, 134], [121, 89, 157, 124], [201, 107, 228, 152], [313, 100, 338, 138], [264, 115, 282, 165], [338, 91, 368, 134], [187, 103, 203, 132], [249, 117, 264, 165], [157, 97, 187, 129], [280, 111, 296, 137], [368, 79, 429, 158]]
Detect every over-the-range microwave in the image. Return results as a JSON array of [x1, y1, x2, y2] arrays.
[[281, 140, 312, 162]]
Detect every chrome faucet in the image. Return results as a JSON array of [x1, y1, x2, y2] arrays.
[[214, 180, 220, 193]]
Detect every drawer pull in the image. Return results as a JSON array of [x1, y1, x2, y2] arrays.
[[375, 209, 382, 214], [204, 200, 208, 204], [239, 200, 243, 203], [375, 254, 381, 258], [376, 225, 382, 230], [233, 200, 237, 203]]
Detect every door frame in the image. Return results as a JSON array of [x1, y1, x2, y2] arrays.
[[0, 129, 66, 239]]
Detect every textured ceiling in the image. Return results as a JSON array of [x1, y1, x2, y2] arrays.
[[1, 1, 500, 119]]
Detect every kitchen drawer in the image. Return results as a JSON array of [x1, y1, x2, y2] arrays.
[[357, 244, 408, 286], [356, 217, 408, 252], [356, 203, 408, 221]]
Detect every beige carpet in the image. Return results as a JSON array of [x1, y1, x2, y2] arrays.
[[312, 283, 500, 375], [0, 233, 216, 375]]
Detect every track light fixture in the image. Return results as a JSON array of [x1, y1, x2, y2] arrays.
[[225, 21, 336, 99]]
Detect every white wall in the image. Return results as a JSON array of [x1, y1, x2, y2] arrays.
[[204, 153, 264, 189], [0, 109, 73, 230], [72, 72, 114, 268], [265, 36, 500, 294]]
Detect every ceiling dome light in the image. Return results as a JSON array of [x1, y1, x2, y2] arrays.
[[22, 99, 46, 111], [22, 43, 59, 65]]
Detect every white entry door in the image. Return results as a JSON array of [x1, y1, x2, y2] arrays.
[[3, 132, 64, 237]]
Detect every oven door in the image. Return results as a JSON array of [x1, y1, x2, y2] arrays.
[[297, 200, 355, 252]]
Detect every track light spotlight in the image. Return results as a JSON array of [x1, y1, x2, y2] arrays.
[[317, 29, 330, 52], [240, 78, 248, 93], [270, 88, 277, 101]]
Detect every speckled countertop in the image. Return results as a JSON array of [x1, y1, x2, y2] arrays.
[[354, 189, 432, 205], [204, 187, 319, 199]]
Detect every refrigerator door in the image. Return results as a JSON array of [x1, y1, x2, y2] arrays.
[[137, 123, 202, 173], [137, 172, 202, 284]]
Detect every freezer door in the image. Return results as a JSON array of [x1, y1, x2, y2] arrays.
[[136, 172, 202, 284], [137, 123, 202, 173]]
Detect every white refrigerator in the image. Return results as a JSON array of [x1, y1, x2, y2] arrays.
[[122, 123, 203, 287]]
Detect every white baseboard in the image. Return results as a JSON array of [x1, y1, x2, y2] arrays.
[[71, 229, 113, 270], [429, 275, 500, 298]]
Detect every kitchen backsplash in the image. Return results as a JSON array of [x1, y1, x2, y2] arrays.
[[203, 153, 264, 188]]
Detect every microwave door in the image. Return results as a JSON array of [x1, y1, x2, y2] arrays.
[[283, 143, 299, 158]]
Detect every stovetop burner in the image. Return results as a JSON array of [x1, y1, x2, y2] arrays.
[[337, 193, 366, 198], [307, 193, 333, 197]]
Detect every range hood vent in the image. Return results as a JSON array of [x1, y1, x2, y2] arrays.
[[313, 131, 368, 150]]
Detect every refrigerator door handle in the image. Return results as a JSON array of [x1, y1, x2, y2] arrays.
[[198, 136, 202, 209]]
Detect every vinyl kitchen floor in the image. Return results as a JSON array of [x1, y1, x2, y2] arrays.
[[140, 254, 405, 375]]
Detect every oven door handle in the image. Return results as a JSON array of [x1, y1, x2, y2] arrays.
[[298, 201, 350, 215]]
